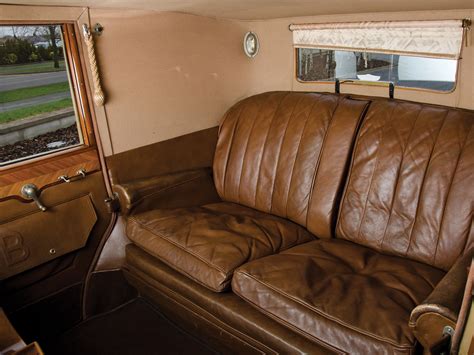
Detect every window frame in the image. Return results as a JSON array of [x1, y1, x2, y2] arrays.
[[293, 48, 460, 95], [0, 22, 95, 171]]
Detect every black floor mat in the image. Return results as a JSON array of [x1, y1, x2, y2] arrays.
[[43, 298, 217, 355]]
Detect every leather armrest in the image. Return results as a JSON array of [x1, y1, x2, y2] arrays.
[[112, 168, 221, 215], [409, 251, 473, 351]]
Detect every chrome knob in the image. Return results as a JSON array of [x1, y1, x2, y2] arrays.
[[21, 184, 47, 212]]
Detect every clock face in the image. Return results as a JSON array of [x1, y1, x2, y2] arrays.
[[244, 32, 259, 58]]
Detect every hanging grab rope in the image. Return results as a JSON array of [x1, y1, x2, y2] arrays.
[[82, 24, 105, 107]]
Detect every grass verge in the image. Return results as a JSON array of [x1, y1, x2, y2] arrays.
[[0, 82, 70, 104], [0, 60, 66, 75], [0, 98, 73, 124]]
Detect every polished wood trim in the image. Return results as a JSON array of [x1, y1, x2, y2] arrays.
[[0, 148, 98, 185], [0, 149, 100, 199], [63, 23, 96, 146]]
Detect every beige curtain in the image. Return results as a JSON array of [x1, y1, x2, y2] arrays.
[[290, 20, 465, 59]]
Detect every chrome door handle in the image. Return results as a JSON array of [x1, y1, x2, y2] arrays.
[[21, 184, 47, 212]]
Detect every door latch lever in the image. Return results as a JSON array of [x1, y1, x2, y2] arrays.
[[21, 184, 47, 212]]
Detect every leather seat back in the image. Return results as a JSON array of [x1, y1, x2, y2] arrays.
[[337, 99, 474, 270], [213, 91, 369, 238]]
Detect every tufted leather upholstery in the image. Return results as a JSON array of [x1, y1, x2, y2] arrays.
[[124, 92, 474, 354], [337, 100, 474, 270], [214, 91, 369, 238]]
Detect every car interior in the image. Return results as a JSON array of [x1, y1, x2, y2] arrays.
[[0, 1, 473, 354]]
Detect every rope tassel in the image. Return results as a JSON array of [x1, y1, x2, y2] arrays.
[[82, 24, 105, 106]]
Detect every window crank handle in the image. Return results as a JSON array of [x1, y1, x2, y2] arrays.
[[21, 184, 47, 212]]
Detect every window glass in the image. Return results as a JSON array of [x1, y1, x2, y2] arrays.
[[0, 25, 82, 166], [297, 48, 457, 92]]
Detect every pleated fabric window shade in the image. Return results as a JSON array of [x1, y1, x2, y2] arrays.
[[289, 20, 468, 59]]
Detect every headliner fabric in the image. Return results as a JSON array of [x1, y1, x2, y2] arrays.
[[290, 20, 465, 59]]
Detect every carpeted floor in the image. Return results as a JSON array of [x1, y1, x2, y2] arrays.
[[43, 298, 218, 355]]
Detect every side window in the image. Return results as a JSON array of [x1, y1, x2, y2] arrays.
[[0, 24, 92, 167]]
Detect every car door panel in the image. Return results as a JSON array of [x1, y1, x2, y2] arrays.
[[0, 194, 98, 280], [0, 169, 112, 339]]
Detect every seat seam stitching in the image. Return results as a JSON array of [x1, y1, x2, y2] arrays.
[[128, 217, 229, 276], [355, 102, 397, 243], [405, 109, 450, 258], [331, 101, 370, 239], [215, 107, 235, 195], [305, 96, 340, 228], [129, 246, 227, 292], [221, 103, 246, 200], [335, 103, 374, 238], [235, 271, 415, 348], [269, 94, 306, 213], [237, 94, 270, 204], [232, 281, 347, 354], [380, 105, 423, 250], [285, 96, 320, 220], [432, 120, 473, 266], [254, 92, 289, 208]]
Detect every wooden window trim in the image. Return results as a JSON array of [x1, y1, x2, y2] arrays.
[[0, 22, 96, 173], [62, 23, 95, 147]]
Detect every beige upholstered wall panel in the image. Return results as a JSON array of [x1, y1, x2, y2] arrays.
[[88, 10, 260, 154]]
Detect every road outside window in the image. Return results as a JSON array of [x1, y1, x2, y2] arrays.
[[297, 48, 457, 92], [0, 25, 82, 166]]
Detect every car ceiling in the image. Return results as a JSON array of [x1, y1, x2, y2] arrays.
[[2, 0, 473, 20]]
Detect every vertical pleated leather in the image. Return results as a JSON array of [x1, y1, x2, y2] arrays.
[[213, 91, 369, 238], [337, 100, 474, 270]]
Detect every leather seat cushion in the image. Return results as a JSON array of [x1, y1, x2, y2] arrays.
[[127, 202, 315, 292], [232, 239, 445, 354]]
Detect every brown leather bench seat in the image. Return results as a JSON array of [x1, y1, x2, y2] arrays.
[[122, 92, 474, 354]]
